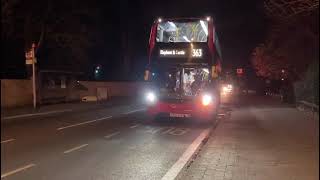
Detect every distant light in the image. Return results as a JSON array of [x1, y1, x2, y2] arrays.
[[169, 74, 172, 77], [281, 69, 285, 73], [95, 70, 99, 74], [191, 37, 194, 41], [158, 18, 162, 23], [152, 73, 155, 76], [281, 78, 284, 81], [183, 36, 190, 42], [97, 66, 100, 70], [200, 20, 208, 36], [206, 17, 210, 21]]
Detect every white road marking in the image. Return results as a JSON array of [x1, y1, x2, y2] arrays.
[[145, 126, 163, 134], [130, 124, 140, 129], [168, 128, 190, 136], [1, 164, 35, 178], [104, 131, 120, 139], [63, 144, 88, 154], [218, 113, 226, 116], [2, 109, 72, 120], [123, 108, 146, 115], [1, 138, 15, 144], [161, 128, 211, 180], [161, 127, 175, 134], [57, 116, 112, 130]]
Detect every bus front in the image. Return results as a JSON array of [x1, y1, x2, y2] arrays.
[[144, 17, 222, 122]]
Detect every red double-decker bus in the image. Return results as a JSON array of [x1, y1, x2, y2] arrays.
[[143, 17, 223, 122]]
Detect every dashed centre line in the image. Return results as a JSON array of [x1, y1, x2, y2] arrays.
[[104, 131, 120, 139], [57, 116, 112, 130], [1, 139, 15, 144], [1, 164, 36, 179], [123, 108, 146, 115], [63, 144, 88, 154], [130, 124, 140, 129]]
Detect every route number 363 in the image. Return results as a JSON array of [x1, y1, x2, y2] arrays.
[[192, 49, 202, 57]]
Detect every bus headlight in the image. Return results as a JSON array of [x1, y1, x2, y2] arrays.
[[146, 91, 157, 104], [202, 94, 212, 106]]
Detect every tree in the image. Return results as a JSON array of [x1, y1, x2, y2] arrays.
[[251, 0, 318, 81], [251, 0, 319, 104], [37, 0, 103, 72], [2, 0, 104, 74], [264, 0, 319, 20]]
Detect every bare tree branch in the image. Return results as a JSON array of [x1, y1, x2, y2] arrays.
[[264, 0, 319, 20]]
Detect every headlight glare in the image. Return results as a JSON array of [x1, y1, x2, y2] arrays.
[[202, 94, 212, 106], [146, 91, 156, 103]]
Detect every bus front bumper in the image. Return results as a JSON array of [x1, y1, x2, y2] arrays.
[[147, 101, 217, 120]]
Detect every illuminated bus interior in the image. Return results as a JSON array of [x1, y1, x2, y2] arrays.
[[152, 67, 210, 97], [156, 21, 208, 43]]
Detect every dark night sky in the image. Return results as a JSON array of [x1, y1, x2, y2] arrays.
[[1, 0, 267, 80], [138, 0, 266, 65], [99, 0, 267, 79]]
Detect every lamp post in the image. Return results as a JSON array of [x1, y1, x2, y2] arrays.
[[32, 43, 37, 109]]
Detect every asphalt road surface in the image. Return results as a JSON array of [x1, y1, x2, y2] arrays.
[[1, 102, 223, 180]]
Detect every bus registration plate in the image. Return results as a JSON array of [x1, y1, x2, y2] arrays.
[[169, 113, 191, 118]]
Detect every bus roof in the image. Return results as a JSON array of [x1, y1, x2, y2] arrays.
[[155, 17, 213, 23]]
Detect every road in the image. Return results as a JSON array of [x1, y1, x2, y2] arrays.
[[1, 102, 219, 180], [3, 95, 316, 180]]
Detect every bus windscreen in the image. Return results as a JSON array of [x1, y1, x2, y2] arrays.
[[152, 67, 210, 96], [156, 21, 208, 43]]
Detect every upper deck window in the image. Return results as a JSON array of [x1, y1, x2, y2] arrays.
[[156, 20, 208, 43]]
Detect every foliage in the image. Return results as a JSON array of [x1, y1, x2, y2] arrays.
[[2, 0, 103, 73], [251, 9, 318, 81], [252, 0, 318, 103]]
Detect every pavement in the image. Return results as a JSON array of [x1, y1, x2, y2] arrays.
[[1, 95, 318, 180], [179, 95, 319, 180]]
